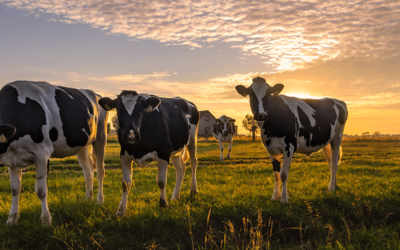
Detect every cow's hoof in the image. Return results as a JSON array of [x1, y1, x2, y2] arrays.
[[190, 190, 198, 197], [6, 213, 19, 226], [280, 197, 289, 204], [271, 195, 281, 200], [97, 195, 104, 204], [41, 213, 52, 226], [219, 158, 223, 161], [115, 206, 126, 217], [328, 184, 339, 193], [171, 194, 180, 200], [159, 198, 169, 208]]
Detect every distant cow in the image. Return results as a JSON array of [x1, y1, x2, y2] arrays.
[[212, 115, 236, 160], [236, 77, 348, 203], [99, 92, 199, 216], [0, 81, 108, 225]]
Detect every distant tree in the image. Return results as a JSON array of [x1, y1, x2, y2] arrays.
[[242, 113, 259, 141], [106, 123, 111, 135], [373, 131, 381, 136], [362, 132, 370, 136], [111, 113, 119, 131]]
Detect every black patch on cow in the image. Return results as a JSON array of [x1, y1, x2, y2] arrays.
[[0, 85, 47, 155], [122, 180, 128, 193], [272, 159, 280, 172], [260, 96, 298, 156], [118, 95, 199, 163], [36, 175, 44, 180], [265, 139, 271, 147], [337, 104, 346, 125], [55, 86, 94, 148], [157, 181, 165, 190], [298, 99, 337, 147], [49, 127, 58, 142], [36, 189, 46, 200], [11, 188, 17, 196]]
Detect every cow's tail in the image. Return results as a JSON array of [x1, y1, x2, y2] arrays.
[[182, 147, 190, 163], [90, 145, 97, 170]]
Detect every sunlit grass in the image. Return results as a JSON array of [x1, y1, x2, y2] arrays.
[[0, 140, 400, 249]]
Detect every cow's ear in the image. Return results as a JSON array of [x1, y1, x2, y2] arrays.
[[235, 85, 250, 97], [141, 97, 161, 112], [99, 97, 118, 111], [0, 124, 16, 143], [231, 119, 236, 123], [269, 84, 284, 95]]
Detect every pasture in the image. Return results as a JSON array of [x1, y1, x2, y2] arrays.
[[1, 138, 400, 249]]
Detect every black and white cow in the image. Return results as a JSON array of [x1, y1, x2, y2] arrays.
[[212, 115, 236, 160], [236, 77, 348, 203], [0, 81, 108, 225], [99, 91, 199, 216]]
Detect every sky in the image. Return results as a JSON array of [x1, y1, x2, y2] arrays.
[[1, 0, 400, 135]]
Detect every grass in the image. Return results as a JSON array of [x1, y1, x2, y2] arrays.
[[0, 139, 400, 249]]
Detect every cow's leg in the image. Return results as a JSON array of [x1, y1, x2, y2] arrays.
[[187, 128, 198, 196], [171, 153, 186, 200], [270, 156, 281, 200], [156, 159, 169, 208], [227, 136, 233, 159], [35, 157, 52, 225], [116, 155, 133, 216], [280, 145, 295, 203], [92, 139, 106, 204], [77, 147, 95, 200], [328, 138, 342, 192], [6, 168, 22, 225], [218, 138, 224, 161], [322, 143, 332, 171]]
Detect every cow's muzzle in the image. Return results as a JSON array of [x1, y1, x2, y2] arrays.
[[124, 130, 140, 144], [254, 113, 267, 121]]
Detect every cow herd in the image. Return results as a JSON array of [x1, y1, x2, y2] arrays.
[[0, 77, 348, 225]]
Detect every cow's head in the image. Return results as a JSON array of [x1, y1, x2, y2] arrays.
[[98, 91, 160, 145], [217, 115, 236, 136], [235, 77, 284, 121]]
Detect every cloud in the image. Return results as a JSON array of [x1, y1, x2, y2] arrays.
[[88, 72, 171, 83], [2, 0, 399, 71]]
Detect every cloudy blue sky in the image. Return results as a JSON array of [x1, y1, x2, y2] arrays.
[[1, 0, 400, 135]]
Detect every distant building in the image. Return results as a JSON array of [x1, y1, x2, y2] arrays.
[[198, 110, 216, 137]]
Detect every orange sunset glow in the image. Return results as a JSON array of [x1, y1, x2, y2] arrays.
[[1, 1, 399, 135]]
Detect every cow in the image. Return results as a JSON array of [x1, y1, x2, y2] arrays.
[[98, 91, 199, 216], [212, 115, 236, 160], [0, 81, 108, 225], [236, 77, 348, 203]]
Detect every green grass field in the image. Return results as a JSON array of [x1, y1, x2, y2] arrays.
[[1, 139, 400, 249]]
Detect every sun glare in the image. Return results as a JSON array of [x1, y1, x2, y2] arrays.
[[284, 92, 326, 99]]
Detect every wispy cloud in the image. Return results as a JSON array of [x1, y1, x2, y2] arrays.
[[88, 72, 171, 83], [2, 0, 399, 71]]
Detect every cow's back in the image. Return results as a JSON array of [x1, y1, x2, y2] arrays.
[[0, 81, 103, 161]]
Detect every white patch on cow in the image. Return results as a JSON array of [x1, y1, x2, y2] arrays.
[[252, 82, 268, 115], [0, 134, 37, 170], [126, 150, 158, 167], [278, 95, 317, 127], [185, 114, 191, 126], [121, 93, 139, 115]]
